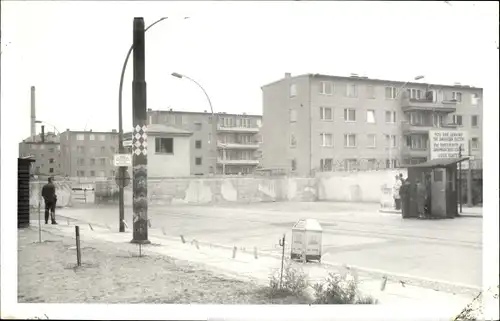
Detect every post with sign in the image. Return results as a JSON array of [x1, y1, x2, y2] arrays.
[[115, 154, 132, 232], [130, 18, 150, 244], [467, 140, 473, 207], [458, 145, 462, 214]]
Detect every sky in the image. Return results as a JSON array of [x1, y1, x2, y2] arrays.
[[1, 1, 498, 143]]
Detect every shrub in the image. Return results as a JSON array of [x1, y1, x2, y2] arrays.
[[268, 258, 308, 297], [313, 272, 378, 305]]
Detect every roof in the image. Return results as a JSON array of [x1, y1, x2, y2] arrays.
[[261, 73, 482, 90], [149, 109, 262, 118], [292, 219, 322, 231], [403, 157, 470, 169], [125, 124, 192, 136]]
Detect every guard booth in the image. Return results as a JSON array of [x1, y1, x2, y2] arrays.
[[18, 157, 36, 228], [403, 157, 469, 219], [291, 219, 323, 262]]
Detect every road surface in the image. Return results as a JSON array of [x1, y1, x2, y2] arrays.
[[53, 202, 482, 288]]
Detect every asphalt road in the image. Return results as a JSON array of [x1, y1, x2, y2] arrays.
[[53, 201, 483, 288]]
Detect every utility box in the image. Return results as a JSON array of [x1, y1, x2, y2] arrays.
[[291, 219, 323, 262]]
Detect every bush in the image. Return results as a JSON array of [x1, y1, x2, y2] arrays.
[[268, 258, 308, 297], [313, 272, 378, 305]]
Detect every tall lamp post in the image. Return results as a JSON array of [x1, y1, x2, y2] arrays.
[[391, 75, 425, 168], [117, 17, 167, 233], [171, 72, 220, 174]]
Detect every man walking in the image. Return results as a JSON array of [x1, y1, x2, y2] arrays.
[[393, 175, 402, 210], [41, 177, 58, 224]]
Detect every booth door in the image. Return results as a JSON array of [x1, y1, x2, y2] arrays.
[[431, 168, 447, 218]]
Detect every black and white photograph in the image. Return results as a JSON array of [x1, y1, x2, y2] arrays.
[[1, 1, 498, 320]]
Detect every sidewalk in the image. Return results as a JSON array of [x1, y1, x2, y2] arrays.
[[379, 206, 483, 218], [32, 220, 477, 316]]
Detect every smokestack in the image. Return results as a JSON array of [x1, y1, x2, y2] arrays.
[[41, 125, 45, 143], [30, 86, 36, 141]]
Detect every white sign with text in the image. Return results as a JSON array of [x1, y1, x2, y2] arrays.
[[113, 154, 132, 167], [429, 130, 469, 169]]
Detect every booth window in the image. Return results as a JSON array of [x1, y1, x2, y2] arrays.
[[308, 235, 319, 245], [434, 170, 443, 182], [293, 234, 302, 244]]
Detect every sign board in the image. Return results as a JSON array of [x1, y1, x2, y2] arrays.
[[115, 169, 131, 188], [429, 130, 469, 169], [113, 154, 132, 167], [123, 140, 133, 147]]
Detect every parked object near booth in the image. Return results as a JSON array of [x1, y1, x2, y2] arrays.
[[291, 219, 322, 262]]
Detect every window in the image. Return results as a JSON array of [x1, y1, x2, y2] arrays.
[[433, 114, 445, 127], [100, 158, 106, 166], [90, 158, 96, 166], [195, 157, 202, 165], [367, 134, 377, 148], [471, 93, 480, 105], [453, 114, 463, 126], [77, 158, 85, 166], [471, 138, 479, 149], [344, 134, 357, 147], [452, 91, 462, 103], [410, 111, 425, 125], [89, 134, 95, 141], [195, 123, 202, 131], [320, 107, 333, 121], [320, 158, 333, 171], [49, 158, 55, 164], [290, 84, 297, 97], [101, 146, 106, 153], [385, 111, 396, 123], [90, 170, 96, 177], [195, 140, 202, 149], [49, 168, 54, 173], [346, 84, 358, 97], [77, 170, 85, 177], [319, 81, 334, 95], [385, 86, 397, 99], [76, 134, 85, 141], [291, 159, 297, 171], [366, 110, 376, 123], [434, 170, 443, 182], [48, 148, 55, 153], [344, 109, 356, 122], [471, 115, 478, 127], [366, 85, 375, 99], [385, 134, 397, 148], [344, 159, 359, 171], [407, 135, 427, 149], [407, 88, 422, 100], [290, 134, 297, 147], [386, 159, 397, 169], [155, 137, 174, 154], [110, 170, 115, 177], [320, 133, 333, 147], [289, 109, 297, 122]]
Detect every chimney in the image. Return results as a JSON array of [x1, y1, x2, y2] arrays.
[[41, 125, 45, 143], [30, 86, 36, 141], [285, 72, 291, 79]]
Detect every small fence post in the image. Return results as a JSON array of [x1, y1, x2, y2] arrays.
[[232, 246, 237, 259], [38, 201, 42, 243], [75, 226, 82, 266], [279, 234, 286, 289]]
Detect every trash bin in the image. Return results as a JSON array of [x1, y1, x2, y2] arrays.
[[291, 219, 322, 262]]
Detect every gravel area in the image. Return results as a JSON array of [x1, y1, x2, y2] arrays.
[[17, 228, 309, 304]]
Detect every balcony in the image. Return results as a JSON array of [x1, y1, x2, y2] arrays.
[[401, 93, 457, 113], [401, 146, 429, 159], [217, 141, 260, 150], [217, 158, 259, 166], [217, 125, 259, 133], [402, 121, 457, 134]]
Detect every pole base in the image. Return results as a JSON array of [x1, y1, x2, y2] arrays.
[[130, 239, 151, 244]]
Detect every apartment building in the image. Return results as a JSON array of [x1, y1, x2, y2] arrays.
[[59, 129, 119, 178], [18, 127, 62, 176], [147, 109, 262, 175], [261, 73, 483, 176]]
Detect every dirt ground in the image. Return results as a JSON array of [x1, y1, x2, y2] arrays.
[[17, 228, 308, 304]]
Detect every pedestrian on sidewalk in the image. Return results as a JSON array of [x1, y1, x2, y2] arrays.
[[415, 178, 426, 219], [393, 175, 402, 210], [41, 177, 58, 225]]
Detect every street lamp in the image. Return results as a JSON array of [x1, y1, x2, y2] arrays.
[[389, 75, 425, 168], [117, 17, 169, 233], [171, 72, 221, 175]]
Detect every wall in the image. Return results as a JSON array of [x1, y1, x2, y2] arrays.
[[30, 181, 76, 208]]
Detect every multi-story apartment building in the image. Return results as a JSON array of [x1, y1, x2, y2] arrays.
[[147, 109, 262, 175], [18, 126, 62, 176], [59, 129, 119, 178], [261, 73, 483, 176]]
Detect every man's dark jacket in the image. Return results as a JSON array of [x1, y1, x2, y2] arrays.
[[42, 183, 57, 203]]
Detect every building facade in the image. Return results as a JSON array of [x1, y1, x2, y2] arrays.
[[18, 130, 62, 176], [123, 124, 192, 177], [59, 129, 119, 178], [261, 73, 483, 176], [147, 109, 262, 175]]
